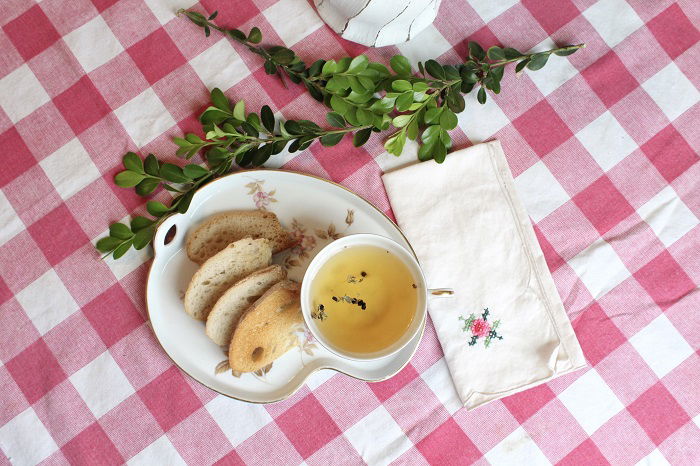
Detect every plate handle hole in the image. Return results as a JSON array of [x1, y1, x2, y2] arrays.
[[251, 347, 264, 361], [164, 224, 177, 246]]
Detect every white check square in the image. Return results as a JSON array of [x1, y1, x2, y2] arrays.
[[70, 351, 135, 418], [421, 358, 462, 415], [0, 407, 58, 465], [0, 190, 24, 247], [637, 186, 698, 247], [40, 138, 101, 200], [128, 435, 186, 466], [636, 448, 671, 466], [583, 0, 644, 48], [642, 62, 700, 123], [457, 90, 511, 144], [344, 406, 412, 465], [568, 239, 630, 299], [397, 24, 453, 70], [559, 369, 624, 435], [16, 270, 79, 334], [64, 15, 124, 73], [144, 0, 198, 25], [264, 0, 324, 47], [206, 395, 273, 446], [576, 110, 637, 171], [629, 314, 694, 378], [0, 64, 50, 123], [528, 39, 579, 96], [114, 88, 176, 147], [190, 38, 250, 91], [467, 0, 519, 23], [514, 160, 570, 222], [485, 426, 550, 465]]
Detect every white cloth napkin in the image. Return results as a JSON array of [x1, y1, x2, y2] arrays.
[[382, 140, 586, 410]]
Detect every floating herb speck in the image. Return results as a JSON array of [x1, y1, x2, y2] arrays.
[[412, 283, 417, 289]]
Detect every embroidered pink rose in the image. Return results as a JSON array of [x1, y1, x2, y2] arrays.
[[253, 191, 271, 210], [471, 319, 491, 337]]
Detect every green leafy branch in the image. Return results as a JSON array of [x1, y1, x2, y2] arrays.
[[178, 9, 583, 161], [97, 10, 584, 260]]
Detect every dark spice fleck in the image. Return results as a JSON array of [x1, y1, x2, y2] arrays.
[[412, 283, 417, 289], [332, 296, 338, 302], [311, 304, 327, 321], [360, 271, 367, 277]]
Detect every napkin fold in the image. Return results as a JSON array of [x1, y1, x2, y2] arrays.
[[382, 141, 586, 410]]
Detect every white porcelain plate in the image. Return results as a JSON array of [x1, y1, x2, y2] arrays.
[[146, 169, 424, 403]]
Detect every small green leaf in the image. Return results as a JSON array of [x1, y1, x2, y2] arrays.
[[233, 100, 245, 120], [144, 154, 159, 176], [147, 201, 170, 217], [468, 41, 485, 61], [412, 81, 429, 93], [424, 60, 446, 80], [247, 26, 262, 44], [208, 10, 218, 20], [406, 118, 419, 140], [554, 47, 578, 56], [183, 164, 209, 179], [96, 236, 123, 253], [392, 79, 412, 92], [503, 47, 522, 59], [347, 55, 368, 74], [433, 143, 447, 163], [308, 59, 325, 76], [487, 46, 505, 61], [392, 114, 412, 128], [330, 95, 349, 115], [356, 108, 373, 126], [135, 178, 160, 196], [159, 163, 190, 183], [210, 88, 230, 112], [320, 132, 344, 147], [133, 226, 155, 250], [114, 170, 145, 187], [112, 239, 133, 259], [321, 59, 337, 74], [284, 120, 302, 135], [439, 109, 458, 130], [384, 131, 406, 156], [477, 87, 487, 104], [227, 29, 246, 41], [270, 46, 295, 65], [390, 55, 411, 75], [264, 60, 276, 74], [123, 152, 143, 173], [421, 125, 441, 145], [425, 107, 442, 124], [418, 141, 435, 161], [130, 216, 154, 232], [369, 97, 395, 114], [110, 223, 133, 240], [527, 53, 549, 71], [515, 58, 530, 73], [260, 105, 275, 133], [353, 128, 371, 147], [446, 90, 466, 113], [395, 91, 414, 112], [326, 112, 346, 128], [325, 75, 349, 92], [246, 113, 262, 131]]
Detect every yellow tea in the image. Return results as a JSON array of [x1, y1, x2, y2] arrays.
[[310, 245, 418, 354]]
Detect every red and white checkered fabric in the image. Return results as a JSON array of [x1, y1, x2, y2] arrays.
[[1, 0, 698, 464]]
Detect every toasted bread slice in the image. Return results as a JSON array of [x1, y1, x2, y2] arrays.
[[228, 280, 302, 372], [184, 238, 271, 321], [205, 265, 287, 346], [186, 210, 294, 264]]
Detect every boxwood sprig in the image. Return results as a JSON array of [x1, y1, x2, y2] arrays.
[[98, 12, 584, 260], [178, 9, 584, 161]]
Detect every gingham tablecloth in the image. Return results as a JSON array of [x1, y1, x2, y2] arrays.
[[0, 0, 698, 464]]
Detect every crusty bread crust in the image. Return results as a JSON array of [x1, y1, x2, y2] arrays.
[[205, 264, 287, 346], [186, 210, 295, 264], [184, 238, 271, 321], [228, 280, 302, 372]]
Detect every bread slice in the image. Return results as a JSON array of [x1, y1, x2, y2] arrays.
[[186, 210, 295, 264], [228, 280, 303, 372], [205, 265, 287, 346], [184, 238, 272, 321]]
